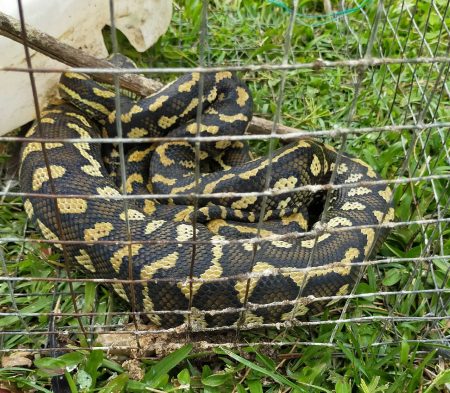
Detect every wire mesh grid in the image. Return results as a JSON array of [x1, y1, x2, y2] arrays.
[[0, 0, 449, 363]]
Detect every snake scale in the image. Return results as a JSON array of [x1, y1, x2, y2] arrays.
[[19, 67, 394, 329]]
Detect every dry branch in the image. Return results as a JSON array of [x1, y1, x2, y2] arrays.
[[0, 11, 301, 135]]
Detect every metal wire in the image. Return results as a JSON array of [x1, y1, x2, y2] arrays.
[[0, 0, 448, 356]]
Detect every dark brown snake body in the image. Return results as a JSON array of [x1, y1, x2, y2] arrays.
[[19, 70, 394, 329]]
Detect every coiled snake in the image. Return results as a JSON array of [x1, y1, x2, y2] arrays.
[[19, 68, 394, 329]]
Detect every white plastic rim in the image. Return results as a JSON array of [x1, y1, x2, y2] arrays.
[[0, 0, 172, 136]]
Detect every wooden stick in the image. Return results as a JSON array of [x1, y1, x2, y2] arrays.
[[0, 11, 301, 135]]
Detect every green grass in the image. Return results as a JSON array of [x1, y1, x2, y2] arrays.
[[1, 0, 449, 392]]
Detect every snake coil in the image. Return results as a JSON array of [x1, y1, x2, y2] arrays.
[[19, 69, 394, 329]]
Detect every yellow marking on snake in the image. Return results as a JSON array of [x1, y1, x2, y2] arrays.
[[215, 140, 231, 150], [36, 219, 62, 250], [156, 141, 191, 166], [301, 233, 331, 248], [203, 173, 235, 194], [171, 180, 197, 194], [348, 187, 372, 196], [140, 251, 179, 279], [93, 87, 115, 98], [341, 202, 366, 211], [344, 173, 364, 183], [281, 302, 310, 321], [121, 105, 143, 123], [180, 98, 199, 117], [59, 84, 109, 115], [72, 142, 103, 177], [272, 240, 293, 248], [22, 142, 63, 161], [84, 222, 114, 242], [75, 250, 96, 273], [145, 220, 165, 235], [242, 312, 264, 326], [25, 125, 37, 137], [120, 209, 146, 221], [148, 95, 169, 111], [188, 308, 208, 330], [143, 293, 162, 326], [215, 71, 233, 82], [277, 197, 291, 210], [327, 216, 353, 228], [235, 261, 276, 304], [207, 86, 218, 102], [64, 72, 88, 80], [273, 176, 298, 191], [218, 113, 248, 123], [128, 147, 153, 162], [287, 248, 358, 286], [126, 173, 144, 193], [373, 208, 395, 223], [310, 154, 322, 176], [152, 173, 177, 186], [231, 196, 257, 210], [42, 118, 55, 124], [378, 188, 392, 202], [173, 207, 194, 222], [128, 128, 148, 138], [96, 186, 121, 198], [32, 165, 66, 191], [23, 199, 34, 218], [236, 86, 250, 107], [180, 237, 224, 298], [178, 72, 200, 92], [326, 283, 351, 306], [65, 112, 91, 127], [57, 198, 88, 214], [361, 228, 375, 255], [282, 212, 308, 230], [158, 115, 178, 129], [186, 123, 220, 135], [205, 107, 218, 115], [110, 244, 143, 273], [176, 224, 196, 242], [239, 143, 306, 180], [111, 283, 128, 301], [336, 163, 348, 174], [353, 158, 377, 178], [208, 220, 274, 238], [143, 200, 156, 216]]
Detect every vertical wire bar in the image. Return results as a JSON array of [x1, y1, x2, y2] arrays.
[[0, 248, 29, 333], [385, 0, 420, 124], [327, 0, 386, 345], [370, 16, 450, 347], [389, 43, 450, 313], [388, 4, 442, 320], [370, 0, 450, 259], [16, 0, 87, 342], [404, 60, 450, 326], [1, 177, 30, 337], [364, 0, 396, 124], [402, 1, 450, 256], [108, 0, 141, 343], [186, 0, 208, 337], [369, 10, 450, 344], [356, 3, 449, 340], [382, 1, 450, 159], [235, 0, 299, 335]]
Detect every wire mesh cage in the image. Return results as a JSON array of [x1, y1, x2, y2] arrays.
[[0, 0, 449, 391]]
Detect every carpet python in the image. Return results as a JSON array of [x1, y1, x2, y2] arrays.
[[19, 69, 394, 329]]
